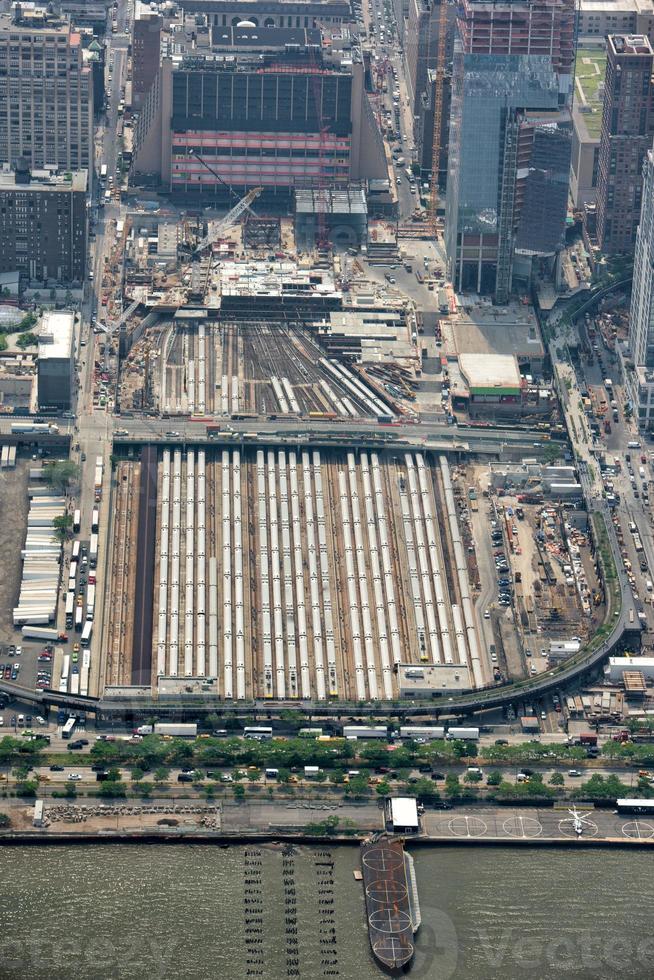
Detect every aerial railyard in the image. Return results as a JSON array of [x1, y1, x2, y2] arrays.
[[102, 446, 484, 701], [155, 319, 395, 419]]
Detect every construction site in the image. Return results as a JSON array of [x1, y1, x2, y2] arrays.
[[120, 315, 403, 419], [101, 445, 485, 701]]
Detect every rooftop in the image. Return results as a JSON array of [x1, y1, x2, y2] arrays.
[[212, 25, 322, 48], [1, 2, 70, 33], [397, 662, 473, 694], [38, 312, 75, 361], [444, 299, 544, 362], [459, 352, 522, 393], [574, 46, 607, 140], [389, 797, 419, 829], [0, 168, 88, 193], [609, 32, 653, 55]]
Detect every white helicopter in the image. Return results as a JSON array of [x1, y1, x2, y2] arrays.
[[567, 805, 594, 837]]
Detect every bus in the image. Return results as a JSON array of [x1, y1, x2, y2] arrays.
[[243, 726, 273, 740], [65, 592, 75, 627], [81, 620, 93, 647], [73, 509, 81, 534], [100, 164, 108, 181], [72, 540, 81, 561], [62, 716, 77, 739], [616, 799, 654, 814]]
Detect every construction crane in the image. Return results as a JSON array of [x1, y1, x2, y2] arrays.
[[185, 147, 263, 251], [194, 186, 263, 253], [429, 0, 449, 222]]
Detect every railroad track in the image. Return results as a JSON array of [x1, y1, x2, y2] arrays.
[[324, 454, 350, 700], [105, 461, 135, 685], [131, 445, 158, 684]]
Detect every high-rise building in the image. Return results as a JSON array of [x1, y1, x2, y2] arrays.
[[0, 163, 88, 285], [133, 0, 162, 110], [37, 310, 75, 411], [404, 0, 455, 183], [0, 3, 93, 174], [625, 145, 654, 430], [596, 34, 654, 254], [132, 23, 386, 196], [445, 0, 575, 301]]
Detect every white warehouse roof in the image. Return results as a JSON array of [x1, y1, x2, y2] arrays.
[[389, 797, 419, 830]]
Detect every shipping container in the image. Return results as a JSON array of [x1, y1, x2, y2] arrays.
[[153, 723, 198, 737], [342, 726, 388, 740], [446, 727, 480, 740], [399, 726, 446, 740]]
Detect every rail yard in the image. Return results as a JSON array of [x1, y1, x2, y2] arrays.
[[121, 319, 399, 419], [102, 445, 484, 700]]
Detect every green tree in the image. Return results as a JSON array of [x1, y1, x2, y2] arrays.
[[412, 777, 440, 803], [192, 769, 206, 783], [15, 779, 39, 797], [0, 812, 11, 828], [63, 781, 77, 799], [53, 514, 73, 543], [347, 774, 370, 797], [153, 766, 170, 784], [44, 460, 80, 493], [376, 780, 392, 796], [550, 772, 565, 787], [17, 331, 38, 349], [233, 783, 245, 801], [464, 770, 482, 784], [246, 769, 260, 783], [486, 770, 502, 787], [98, 780, 127, 798], [130, 767, 145, 783], [444, 773, 461, 798]]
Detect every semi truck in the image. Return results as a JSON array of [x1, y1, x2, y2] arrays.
[[446, 726, 480, 741], [10, 422, 59, 434], [20, 626, 67, 641], [152, 723, 197, 737], [86, 584, 96, 619], [89, 533, 98, 568], [342, 725, 388, 740], [399, 726, 446, 740]]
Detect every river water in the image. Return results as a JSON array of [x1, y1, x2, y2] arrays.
[[0, 844, 652, 980]]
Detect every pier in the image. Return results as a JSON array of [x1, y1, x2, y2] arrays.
[[360, 837, 420, 973]]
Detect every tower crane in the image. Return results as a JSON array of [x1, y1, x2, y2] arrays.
[[193, 186, 263, 253]]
